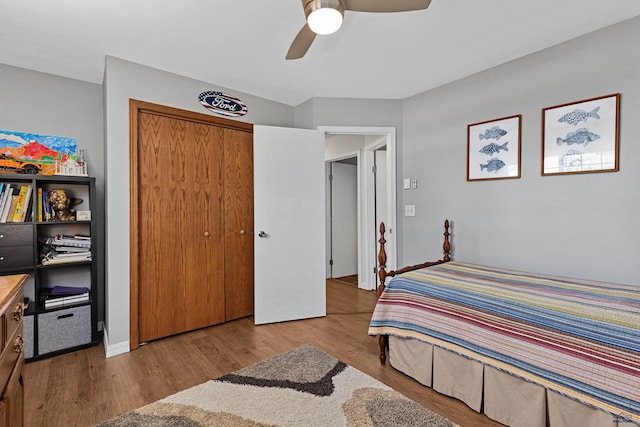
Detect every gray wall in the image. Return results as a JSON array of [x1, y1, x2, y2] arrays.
[[401, 16, 640, 286], [103, 63, 407, 353], [295, 97, 403, 130], [294, 97, 405, 261], [0, 63, 106, 321], [103, 57, 296, 353]]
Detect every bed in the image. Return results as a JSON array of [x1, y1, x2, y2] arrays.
[[368, 220, 640, 427]]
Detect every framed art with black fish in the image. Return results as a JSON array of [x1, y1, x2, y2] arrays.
[[467, 114, 521, 181], [542, 93, 620, 176]]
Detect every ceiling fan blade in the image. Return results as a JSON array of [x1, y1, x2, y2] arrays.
[[345, 0, 431, 13], [286, 24, 317, 60]]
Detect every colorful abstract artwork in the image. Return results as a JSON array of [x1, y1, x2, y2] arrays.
[[0, 129, 76, 175]]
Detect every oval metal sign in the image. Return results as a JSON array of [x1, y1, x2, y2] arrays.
[[198, 91, 248, 117]]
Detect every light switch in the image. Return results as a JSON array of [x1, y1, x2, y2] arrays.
[[405, 205, 416, 217], [403, 178, 411, 190]]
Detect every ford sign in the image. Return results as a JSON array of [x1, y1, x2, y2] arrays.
[[198, 91, 248, 117]]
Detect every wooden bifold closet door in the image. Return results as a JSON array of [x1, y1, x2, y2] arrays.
[[130, 100, 253, 346]]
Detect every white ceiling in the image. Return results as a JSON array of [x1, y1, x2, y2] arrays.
[[2, 0, 640, 106]]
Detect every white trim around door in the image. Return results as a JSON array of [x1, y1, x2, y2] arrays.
[[319, 126, 397, 291]]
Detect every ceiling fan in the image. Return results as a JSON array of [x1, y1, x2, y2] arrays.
[[286, 0, 432, 60]]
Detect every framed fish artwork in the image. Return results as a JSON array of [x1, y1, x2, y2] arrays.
[[467, 115, 521, 181], [542, 93, 620, 175]]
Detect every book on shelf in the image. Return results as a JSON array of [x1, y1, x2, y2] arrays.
[[40, 236, 92, 264], [0, 183, 10, 221], [41, 286, 90, 308], [4, 193, 19, 223], [41, 234, 92, 249], [11, 184, 30, 222], [45, 295, 89, 308], [42, 190, 51, 221], [0, 183, 5, 213], [41, 252, 91, 265], [52, 246, 89, 253], [36, 187, 43, 222], [19, 184, 32, 222], [45, 296, 89, 308], [51, 250, 91, 258]]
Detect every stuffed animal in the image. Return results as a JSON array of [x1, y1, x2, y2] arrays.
[[48, 189, 82, 221]]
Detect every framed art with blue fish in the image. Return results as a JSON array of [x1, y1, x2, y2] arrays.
[[467, 115, 521, 181], [542, 93, 620, 176]]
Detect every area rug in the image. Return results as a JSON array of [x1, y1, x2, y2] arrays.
[[98, 344, 457, 426]]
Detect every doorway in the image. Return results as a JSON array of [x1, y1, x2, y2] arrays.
[[326, 156, 358, 280], [321, 127, 397, 291], [373, 146, 387, 288]]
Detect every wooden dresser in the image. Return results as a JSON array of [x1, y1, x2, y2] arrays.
[[0, 274, 27, 427]]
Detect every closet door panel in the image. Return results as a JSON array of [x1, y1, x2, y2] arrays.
[[137, 114, 226, 342], [223, 128, 254, 321], [138, 112, 188, 341], [184, 121, 226, 330]]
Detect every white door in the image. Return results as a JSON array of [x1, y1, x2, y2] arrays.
[[374, 149, 389, 286], [254, 125, 326, 325], [330, 161, 358, 278]]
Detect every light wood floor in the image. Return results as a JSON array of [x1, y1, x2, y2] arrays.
[[24, 277, 502, 426]]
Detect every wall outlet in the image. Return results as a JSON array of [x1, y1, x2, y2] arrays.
[[405, 205, 416, 217]]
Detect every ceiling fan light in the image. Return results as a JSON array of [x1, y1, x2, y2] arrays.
[[308, 7, 343, 35]]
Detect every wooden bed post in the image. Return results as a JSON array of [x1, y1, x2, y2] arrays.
[[443, 219, 451, 262], [375, 219, 451, 365], [377, 222, 390, 364], [377, 222, 388, 297], [377, 220, 451, 295]]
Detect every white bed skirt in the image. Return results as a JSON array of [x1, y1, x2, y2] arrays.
[[388, 336, 617, 427]]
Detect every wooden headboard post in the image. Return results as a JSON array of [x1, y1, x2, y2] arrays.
[[377, 222, 388, 297], [443, 219, 451, 262], [376, 219, 451, 297], [375, 219, 452, 365]]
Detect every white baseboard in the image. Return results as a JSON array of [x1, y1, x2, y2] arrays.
[[102, 324, 130, 358]]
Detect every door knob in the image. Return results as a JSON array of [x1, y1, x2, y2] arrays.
[[258, 231, 268, 238], [203, 231, 210, 237], [240, 230, 246, 235]]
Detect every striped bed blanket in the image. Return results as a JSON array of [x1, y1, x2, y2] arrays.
[[368, 261, 640, 423]]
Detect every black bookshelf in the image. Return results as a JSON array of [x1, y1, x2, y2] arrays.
[[0, 173, 100, 361]]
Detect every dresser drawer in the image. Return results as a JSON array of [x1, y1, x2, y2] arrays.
[[0, 274, 27, 427], [3, 289, 25, 352], [0, 225, 32, 247], [0, 321, 22, 393], [0, 245, 33, 269]]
